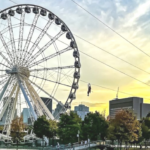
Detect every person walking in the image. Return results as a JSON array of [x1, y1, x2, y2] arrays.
[[88, 138, 90, 147], [56, 142, 60, 149], [84, 140, 86, 147], [88, 138, 90, 144]]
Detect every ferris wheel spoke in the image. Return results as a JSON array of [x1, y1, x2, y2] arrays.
[[29, 79, 63, 105], [60, 69, 74, 82], [28, 46, 72, 68], [30, 65, 75, 72], [7, 16, 17, 64], [26, 19, 53, 63], [0, 77, 11, 102], [0, 51, 11, 66], [0, 32, 13, 64], [0, 62, 11, 69], [18, 11, 25, 65], [0, 69, 6, 72], [27, 31, 65, 66], [22, 14, 40, 64], [0, 77, 9, 88], [0, 74, 9, 78], [30, 75, 71, 87]]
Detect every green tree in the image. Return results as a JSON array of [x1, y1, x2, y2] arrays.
[[33, 115, 57, 139], [141, 117, 150, 147], [57, 111, 82, 144], [107, 109, 141, 148], [48, 119, 58, 138], [107, 124, 116, 141], [81, 111, 108, 141]]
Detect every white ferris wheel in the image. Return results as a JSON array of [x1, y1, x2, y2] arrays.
[[0, 4, 80, 136]]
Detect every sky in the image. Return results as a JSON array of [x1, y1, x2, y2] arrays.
[[1, 0, 150, 116]]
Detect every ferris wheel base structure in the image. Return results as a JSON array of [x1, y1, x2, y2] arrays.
[[0, 4, 81, 138]]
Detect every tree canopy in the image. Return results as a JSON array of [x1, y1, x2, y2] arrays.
[[33, 115, 57, 139], [57, 111, 82, 144], [10, 116, 27, 142], [48, 119, 58, 138], [141, 117, 150, 141], [107, 109, 141, 143], [81, 111, 108, 141]]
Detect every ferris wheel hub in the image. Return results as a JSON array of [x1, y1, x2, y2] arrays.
[[6, 65, 30, 78]]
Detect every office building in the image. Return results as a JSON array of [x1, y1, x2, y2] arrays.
[[22, 108, 30, 124], [109, 97, 150, 120], [41, 97, 52, 113], [53, 102, 65, 119], [74, 104, 89, 120]]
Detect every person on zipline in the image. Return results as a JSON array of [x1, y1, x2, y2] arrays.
[[87, 83, 91, 96]]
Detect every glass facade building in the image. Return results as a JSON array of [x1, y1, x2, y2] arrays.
[[74, 104, 89, 120]]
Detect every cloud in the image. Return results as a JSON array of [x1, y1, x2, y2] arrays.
[[124, 0, 150, 27], [73, 101, 106, 107]]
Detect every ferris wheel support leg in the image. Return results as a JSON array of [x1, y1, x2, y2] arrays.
[[25, 81, 43, 117], [0, 77, 11, 101], [0, 84, 17, 120], [17, 76, 37, 120], [25, 80, 54, 120], [6, 86, 20, 136]]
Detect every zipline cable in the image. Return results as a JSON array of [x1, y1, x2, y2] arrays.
[[74, 34, 150, 75], [71, 0, 150, 58], [57, 70, 150, 100], [80, 51, 150, 88]]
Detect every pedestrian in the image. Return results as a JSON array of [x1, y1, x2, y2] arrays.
[[85, 140, 87, 147], [81, 140, 83, 145], [68, 142, 71, 148], [56, 142, 60, 149], [88, 138, 90, 144]]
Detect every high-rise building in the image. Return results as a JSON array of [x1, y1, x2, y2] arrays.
[[53, 102, 65, 119], [22, 108, 30, 124], [41, 97, 52, 113], [74, 104, 89, 120], [109, 97, 150, 120]]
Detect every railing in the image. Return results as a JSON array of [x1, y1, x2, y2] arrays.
[[0, 139, 147, 150], [47, 140, 108, 150]]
